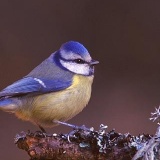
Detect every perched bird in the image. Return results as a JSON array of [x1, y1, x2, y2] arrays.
[[0, 41, 99, 131]]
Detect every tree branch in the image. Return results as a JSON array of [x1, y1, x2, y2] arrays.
[[15, 124, 158, 160]]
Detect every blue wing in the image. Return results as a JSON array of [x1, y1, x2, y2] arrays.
[[0, 76, 72, 98]]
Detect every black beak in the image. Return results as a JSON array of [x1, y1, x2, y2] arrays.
[[90, 59, 99, 65]]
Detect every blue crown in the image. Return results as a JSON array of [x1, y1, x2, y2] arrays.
[[60, 41, 88, 55]]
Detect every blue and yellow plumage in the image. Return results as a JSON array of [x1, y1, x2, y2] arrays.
[[0, 41, 99, 131]]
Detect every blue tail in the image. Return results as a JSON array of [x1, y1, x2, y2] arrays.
[[0, 99, 18, 111]]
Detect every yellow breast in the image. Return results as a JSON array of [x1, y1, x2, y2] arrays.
[[15, 75, 94, 127]]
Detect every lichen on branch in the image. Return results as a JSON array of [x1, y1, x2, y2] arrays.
[[14, 124, 150, 160]]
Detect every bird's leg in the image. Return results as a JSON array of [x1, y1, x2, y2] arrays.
[[38, 125, 46, 133], [54, 120, 92, 143], [32, 125, 47, 137], [54, 120, 91, 132]]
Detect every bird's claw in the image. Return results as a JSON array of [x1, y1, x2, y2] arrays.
[[33, 130, 47, 138]]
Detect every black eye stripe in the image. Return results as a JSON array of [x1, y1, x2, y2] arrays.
[[58, 55, 87, 64], [74, 59, 85, 64]]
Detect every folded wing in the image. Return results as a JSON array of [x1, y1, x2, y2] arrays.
[[0, 77, 72, 98]]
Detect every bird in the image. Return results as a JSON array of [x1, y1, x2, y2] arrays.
[[0, 41, 99, 132]]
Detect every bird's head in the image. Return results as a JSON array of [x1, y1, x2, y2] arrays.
[[55, 41, 99, 76]]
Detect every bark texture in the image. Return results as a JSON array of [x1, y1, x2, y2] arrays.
[[15, 124, 160, 160]]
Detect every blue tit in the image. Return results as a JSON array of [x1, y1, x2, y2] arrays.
[[0, 41, 99, 131]]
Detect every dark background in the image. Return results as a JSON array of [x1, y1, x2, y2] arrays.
[[0, 1, 160, 159]]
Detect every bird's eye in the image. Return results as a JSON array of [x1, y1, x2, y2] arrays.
[[74, 59, 85, 64]]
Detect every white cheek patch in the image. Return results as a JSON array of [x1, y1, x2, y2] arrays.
[[34, 78, 46, 88], [60, 60, 90, 75]]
